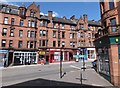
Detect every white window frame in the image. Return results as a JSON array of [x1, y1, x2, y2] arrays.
[[27, 31, 30, 38], [4, 17, 8, 24], [70, 33, 72, 39]]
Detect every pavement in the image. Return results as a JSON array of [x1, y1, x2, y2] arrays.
[[1, 61, 119, 88]]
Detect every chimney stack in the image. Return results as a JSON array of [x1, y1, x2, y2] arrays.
[[48, 11, 53, 21], [83, 14, 88, 22], [63, 16, 67, 20], [70, 15, 75, 20]]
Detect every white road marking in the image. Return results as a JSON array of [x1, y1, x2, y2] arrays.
[[70, 65, 81, 70], [91, 84, 103, 86]]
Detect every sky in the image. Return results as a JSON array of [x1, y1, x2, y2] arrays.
[[7, 2, 101, 21]]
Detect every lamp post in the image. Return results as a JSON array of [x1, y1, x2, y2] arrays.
[[60, 49, 62, 78]]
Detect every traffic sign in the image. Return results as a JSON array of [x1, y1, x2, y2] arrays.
[[73, 55, 87, 58]]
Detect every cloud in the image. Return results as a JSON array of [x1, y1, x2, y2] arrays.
[[40, 11, 59, 17], [0, 0, 8, 4], [40, 12, 45, 15], [52, 11, 59, 17], [0, 0, 19, 6]]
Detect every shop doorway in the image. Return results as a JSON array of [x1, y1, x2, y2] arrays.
[[50, 54, 54, 63], [46, 56, 49, 64], [8, 52, 13, 66], [69, 52, 73, 61]]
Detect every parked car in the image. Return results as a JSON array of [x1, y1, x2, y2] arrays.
[[92, 59, 97, 67]]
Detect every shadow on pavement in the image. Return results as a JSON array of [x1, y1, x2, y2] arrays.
[[2, 78, 117, 88]]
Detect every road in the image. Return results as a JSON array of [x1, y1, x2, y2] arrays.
[[1, 61, 116, 87]]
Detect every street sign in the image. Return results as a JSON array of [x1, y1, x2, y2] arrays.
[[73, 55, 86, 58]]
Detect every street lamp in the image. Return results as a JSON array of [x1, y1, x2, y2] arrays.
[[60, 49, 62, 78], [60, 47, 66, 78]]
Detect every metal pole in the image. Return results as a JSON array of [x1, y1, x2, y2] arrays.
[[80, 72, 82, 84], [83, 49, 85, 71], [60, 50, 62, 78]]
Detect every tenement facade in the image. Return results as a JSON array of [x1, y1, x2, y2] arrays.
[[0, 3, 101, 67], [94, 0, 120, 86]]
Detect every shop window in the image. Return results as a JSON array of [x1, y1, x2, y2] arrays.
[[118, 45, 120, 59], [2, 28, 7, 36], [1, 40, 6, 47]]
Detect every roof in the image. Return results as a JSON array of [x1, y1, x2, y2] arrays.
[[40, 15, 50, 21], [53, 17, 76, 25], [0, 3, 19, 15], [88, 20, 101, 26], [0, 3, 102, 26]]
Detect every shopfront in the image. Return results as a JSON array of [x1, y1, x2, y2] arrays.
[[0, 50, 8, 67], [78, 48, 87, 60], [13, 51, 37, 65], [87, 48, 96, 61], [38, 51, 46, 64], [97, 47, 110, 77]]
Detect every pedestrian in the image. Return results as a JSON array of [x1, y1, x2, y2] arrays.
[[4, 59, 6, 67]]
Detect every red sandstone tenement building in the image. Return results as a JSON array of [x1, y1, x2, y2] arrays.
[[0, 2, 101, 67], [94, 0, 120, 86]]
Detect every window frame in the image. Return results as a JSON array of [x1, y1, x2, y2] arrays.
[[4, 17, 8, 24], [2, 28, 7, 36]]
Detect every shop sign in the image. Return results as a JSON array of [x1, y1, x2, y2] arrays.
[[39, 51, 45, 55]]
